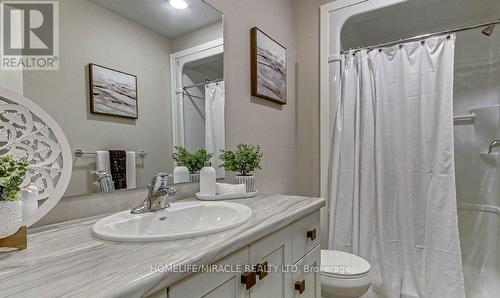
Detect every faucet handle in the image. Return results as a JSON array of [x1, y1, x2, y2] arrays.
[[151, 173, 171, 191], [488, 140, 500, 154], [149, 173, 176, 199], [131, 174, 176, 214]]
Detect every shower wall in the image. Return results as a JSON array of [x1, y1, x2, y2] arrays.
[[183, 67, 208, 152], [454, 28, 500, 298]]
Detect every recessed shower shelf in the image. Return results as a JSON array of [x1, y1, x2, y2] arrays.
[[480, 152, 500, 162], [458, 202, 500, 217]]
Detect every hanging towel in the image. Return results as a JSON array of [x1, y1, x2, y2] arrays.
[[96, 151, 110, 173], [109, 150, 127, 190], [126, 151, 136, 189], [96, 150, 136, 190]]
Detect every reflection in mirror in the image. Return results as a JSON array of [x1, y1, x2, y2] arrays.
[[172, 42, 225, 178], [0, 0, 224, 197]]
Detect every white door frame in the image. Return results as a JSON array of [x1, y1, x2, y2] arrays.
[[170, 38, 224, 153]]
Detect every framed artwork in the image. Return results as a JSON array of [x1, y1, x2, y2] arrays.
[[250, 27, 287, 105], [89, 63, 138, 119]]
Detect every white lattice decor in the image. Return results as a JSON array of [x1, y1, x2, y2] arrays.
[[0, 87, 72, 227]]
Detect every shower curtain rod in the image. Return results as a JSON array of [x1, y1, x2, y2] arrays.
[[183, 78, 223, 89], [176, 90, 205, 100], [342, 18, 500, 54]]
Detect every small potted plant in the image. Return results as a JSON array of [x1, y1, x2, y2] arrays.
[[220, 144, 262, 193], [0, 155, 29, 239], [172, 146, 213, 182]]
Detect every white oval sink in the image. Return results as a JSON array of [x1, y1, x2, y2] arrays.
[[92, 201, 252, 242]]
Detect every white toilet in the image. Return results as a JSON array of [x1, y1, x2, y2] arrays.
[[321, 250, 371, 298]]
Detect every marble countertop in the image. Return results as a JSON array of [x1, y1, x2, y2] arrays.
[[0, 194, 325, 298]]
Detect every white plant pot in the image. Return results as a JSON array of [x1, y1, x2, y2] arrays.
[[190, 173, 200, 183], [0, 200, 23, 239], [235, 175, 255, 193]]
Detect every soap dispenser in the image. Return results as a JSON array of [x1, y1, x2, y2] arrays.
[[173, 162, 190, 184], [200, 162, 216, 196]]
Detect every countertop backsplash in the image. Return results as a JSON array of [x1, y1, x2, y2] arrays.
[[32, 182, 201, 228]]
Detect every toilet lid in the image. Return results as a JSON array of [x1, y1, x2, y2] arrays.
[[321, 250, 371, 278]]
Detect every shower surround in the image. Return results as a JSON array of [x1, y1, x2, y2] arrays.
[[453, 28, 500, 298]]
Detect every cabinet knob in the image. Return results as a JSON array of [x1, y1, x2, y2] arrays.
[[255, 261, 268, 280], [295, 280, 306, 294], [307, 228, 317, 241], [241, 271, 257, 290]]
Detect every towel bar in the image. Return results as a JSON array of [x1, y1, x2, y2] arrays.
[[74, 149, 147, 158]]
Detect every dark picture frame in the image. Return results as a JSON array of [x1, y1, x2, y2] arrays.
[[89, 63, 138, 119], [251, 27, 287, 105]]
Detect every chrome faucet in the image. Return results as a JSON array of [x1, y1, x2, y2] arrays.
[[488, 140, 500, 154], [131, 173, 176, 214]]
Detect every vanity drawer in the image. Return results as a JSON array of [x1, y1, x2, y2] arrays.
[[292, 210, 320, 264], [168, 247, 249, 298]]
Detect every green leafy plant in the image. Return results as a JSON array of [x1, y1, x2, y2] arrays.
[[172, 146, 213, 174], [0, 155, 29, 201], [219, 144, 263, 176]]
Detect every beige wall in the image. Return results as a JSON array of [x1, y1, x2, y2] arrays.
[[294, 0, 335, 197], [207, 0, 297, 195], [172, 21, 223, 53], [22, 0, 174, 197], [0, 70, 23, 95]]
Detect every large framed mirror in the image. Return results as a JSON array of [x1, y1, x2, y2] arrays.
[[0, 0, 225, 198]]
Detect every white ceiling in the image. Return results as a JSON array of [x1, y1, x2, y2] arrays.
[[341, 0, 500, 49], [92, 0, 223, 38], [184, 53, 224, 78]]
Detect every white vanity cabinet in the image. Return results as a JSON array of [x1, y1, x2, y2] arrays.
[[248, 225, 293, 298], [164, 210, 321, 298], [167, 247, 249, 298]]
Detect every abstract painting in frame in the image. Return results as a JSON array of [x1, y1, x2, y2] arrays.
[[89, 63, 138, 119], [251, 27, 287, 105]]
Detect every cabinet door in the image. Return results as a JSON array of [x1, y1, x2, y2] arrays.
[[168, 247, 249, 298], [249, 226, 293, 298], [292, 245, 321, 298]]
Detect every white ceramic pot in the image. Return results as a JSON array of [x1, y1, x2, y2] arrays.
[[235, 175, 255, 193], [190, 173, 200, 183], [0, 200, 23, 239]]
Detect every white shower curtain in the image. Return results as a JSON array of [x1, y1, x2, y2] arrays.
[[328, 35, 465, 298], [205, 82, 225, 178]]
